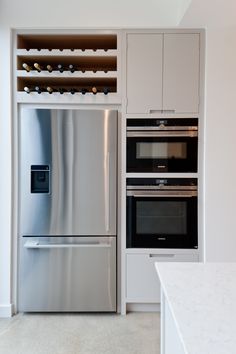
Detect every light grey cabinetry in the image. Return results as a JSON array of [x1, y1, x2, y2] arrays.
[[163, 34, 200, 114], [126, 253, 198, 303], [126, 32, 200, 115], [126, 34, 163, 114]]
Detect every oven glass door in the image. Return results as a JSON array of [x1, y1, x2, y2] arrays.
[[127, 136, 198, 172], [127, 195, 198, 248]]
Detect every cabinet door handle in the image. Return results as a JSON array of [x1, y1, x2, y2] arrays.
[[149, 109, 176, 114], [162, 109, 175, 113], [149, 254, 175, 258], [149, 109, 162, 114]]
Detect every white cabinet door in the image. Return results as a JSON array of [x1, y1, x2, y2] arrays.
[[163, 33, 200, 114], [126, 253, 198, 303], [126, 34, 163, 114]]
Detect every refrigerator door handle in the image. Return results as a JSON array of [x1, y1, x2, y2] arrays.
[[105, 152, 110, 233], [24, 240, 111, 249]]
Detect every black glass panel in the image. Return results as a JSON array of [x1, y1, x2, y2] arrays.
[[136, 201, 187, 235], [136, 142, 187, 159], [31, 165, 49, 193]]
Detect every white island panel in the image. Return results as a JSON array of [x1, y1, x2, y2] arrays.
[[156, 263, 236, 354]]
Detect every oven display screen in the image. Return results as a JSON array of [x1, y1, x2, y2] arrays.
[[136, 201, 187, 235], [136, 142, 187, 159]]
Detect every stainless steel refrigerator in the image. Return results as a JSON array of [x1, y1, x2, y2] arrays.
[[18, 108, 117, 312]]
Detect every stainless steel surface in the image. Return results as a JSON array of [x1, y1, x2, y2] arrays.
[[126, 130, 198, 137], [19, 108, 117, 236], [24, 240, 112, 249], [126, 185, 197, 191], [19, 236, 116, 312], [18, 108, 117, 312], [127, 190, 197, 197], [105, 152, 110, 233], [126, 126, 198, 131]]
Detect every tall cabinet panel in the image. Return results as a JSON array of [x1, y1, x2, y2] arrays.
[[163, 34, 200, 114], [126, 34, 163, 114]]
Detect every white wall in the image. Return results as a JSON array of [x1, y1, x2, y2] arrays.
[[0, 27, 13, 317], [180, 0, 236, 261]]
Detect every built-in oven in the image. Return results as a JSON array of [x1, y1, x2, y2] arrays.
[[126, 178, 198, 249], [126, 118, 198, 173]]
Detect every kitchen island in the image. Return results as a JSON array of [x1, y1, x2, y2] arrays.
[[155, 262, 236, 354]]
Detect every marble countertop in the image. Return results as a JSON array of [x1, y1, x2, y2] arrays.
[[155, 262, 236, 354]]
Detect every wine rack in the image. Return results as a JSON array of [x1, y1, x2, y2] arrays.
[[16, 33, 120, 103]]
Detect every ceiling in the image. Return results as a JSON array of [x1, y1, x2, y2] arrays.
[[0, 0, 192, 28]]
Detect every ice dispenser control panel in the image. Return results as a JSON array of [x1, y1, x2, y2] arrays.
[[31, 165, 50, 193]]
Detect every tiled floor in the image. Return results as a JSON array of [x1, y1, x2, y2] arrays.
[[0, 312, 160, 354]]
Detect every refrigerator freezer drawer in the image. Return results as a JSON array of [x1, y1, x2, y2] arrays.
[[18, 237, 116, 312]]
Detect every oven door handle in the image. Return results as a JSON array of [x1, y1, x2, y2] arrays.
[[127, 191, 197, 197], [127, 131, 198, 138]]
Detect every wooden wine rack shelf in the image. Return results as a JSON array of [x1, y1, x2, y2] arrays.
[[16, 32, 120, 103], [17, 34, 117, 50], [17, 54, 116, 68]]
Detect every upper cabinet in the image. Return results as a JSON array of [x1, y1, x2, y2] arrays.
[[163, 34, 200, 114], [126, 32, 200, 115], [126, 34, 163, 114]]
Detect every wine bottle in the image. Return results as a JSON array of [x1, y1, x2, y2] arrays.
[[24, 86, 30, 94], [35, 86, 42, 94], [46, 86, 53, 94], [58, 88, 65, 94], [81, 88, 87, 95], [57, 64, 64, 73], [68, 64, 75, 73], [22, 63, 31, 72], [34, 63, 42, 72], [46, 64, 53, 73], [70, 88, 77, 95], [91, 87, 97, 95], [103, 87, 109, 95]]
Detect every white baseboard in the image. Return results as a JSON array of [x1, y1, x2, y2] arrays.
[[126, 303, 160, 312], [0, 304, 13, 317]]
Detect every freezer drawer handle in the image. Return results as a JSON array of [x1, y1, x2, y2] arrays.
[[24, 240, 111, 249]]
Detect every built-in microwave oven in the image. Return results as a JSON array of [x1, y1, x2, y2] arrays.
[[126, 178, 198, 249], [126, 119, 198, 173]]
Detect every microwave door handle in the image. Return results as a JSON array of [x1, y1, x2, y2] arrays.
[[126, 131, 198, 137]]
